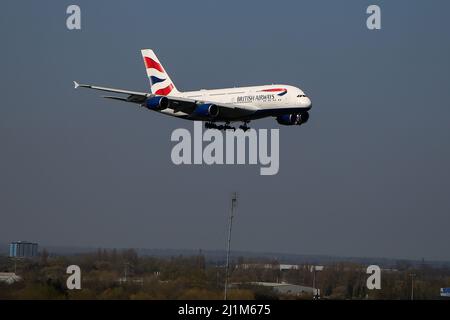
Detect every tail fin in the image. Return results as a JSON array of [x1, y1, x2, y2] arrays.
[[141, 49, 179, 96]]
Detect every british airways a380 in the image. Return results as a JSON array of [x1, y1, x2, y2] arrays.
[[74, 49, 312, 131]]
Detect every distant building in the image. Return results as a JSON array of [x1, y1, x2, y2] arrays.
[[280, 264, 300, 271], [238, 263, 276, 270], [0, 273, 22, 284], [249, 282, 319, 296], [238, 263, 319, 271], [117, 277, 144, 285], [9, 241, 38, 258], [441, 288, 450, 298]]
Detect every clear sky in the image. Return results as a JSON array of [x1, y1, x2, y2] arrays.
[[1, 0, 449, 260]]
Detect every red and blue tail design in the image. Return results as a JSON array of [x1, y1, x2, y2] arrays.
[[141, 49, 178, 96]]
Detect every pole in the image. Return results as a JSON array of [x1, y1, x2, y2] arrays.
[[410, 273, 416, 300], [312, 268, 316, 299], [313, 266, 316, 296], [124, 262, 129, 283], [224, 192, 237, 300]]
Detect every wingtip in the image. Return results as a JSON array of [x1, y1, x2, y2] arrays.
[[73, 81, 79, 89]]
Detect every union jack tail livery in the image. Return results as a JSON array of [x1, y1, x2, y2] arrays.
[[141, 49, 179, 96]]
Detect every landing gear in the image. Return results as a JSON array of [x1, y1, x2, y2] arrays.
[[205, 122, 236, 131], [205, 122, 216, 129], [205, 121, 251, 131], [239, 121, 251, 132], [223, 122, 235, 131]]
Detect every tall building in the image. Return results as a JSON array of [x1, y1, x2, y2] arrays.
[[9, 241, 38, 258]]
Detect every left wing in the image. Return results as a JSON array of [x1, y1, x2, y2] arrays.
[[74, 81, 258, 120], [74, 81, 150, 104]]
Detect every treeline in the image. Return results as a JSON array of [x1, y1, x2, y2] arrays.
[[0, 249, 449, 299], [0, 249, 252, 300]]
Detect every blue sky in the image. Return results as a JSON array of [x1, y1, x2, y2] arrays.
[[1, 0, 450, 260]]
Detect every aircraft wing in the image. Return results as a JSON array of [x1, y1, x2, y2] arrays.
[[74, 81, 150, 104], [74, 81, 258, 119], [156, 95, 258, 119]]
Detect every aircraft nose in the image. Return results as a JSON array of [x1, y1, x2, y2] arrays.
[[304, 97, 312, 109]]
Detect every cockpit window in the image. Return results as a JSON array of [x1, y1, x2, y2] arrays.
[[297, 94, 307, 98]]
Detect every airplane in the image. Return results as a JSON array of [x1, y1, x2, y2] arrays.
[[74, 49, 312, 131]]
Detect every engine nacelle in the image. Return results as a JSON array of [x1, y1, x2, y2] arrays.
[[276, 114, 298, 125], [145, 96, 169, 111], [298, 111, 309, 124], [276, 112, 309, 126], [193, 103, 219, 118]]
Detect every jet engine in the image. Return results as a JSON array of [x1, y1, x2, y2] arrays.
[[276, 112, 309, 126], [145, 96, 169, 111], [193, 103, 219, 118]]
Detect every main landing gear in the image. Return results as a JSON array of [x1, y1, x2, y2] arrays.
[[205, 121, 251, 131], [205, 122, 235, 131], [239, 121, 250, 132]]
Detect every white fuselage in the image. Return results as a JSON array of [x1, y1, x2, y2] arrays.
[[159, 84, 312, 120]]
